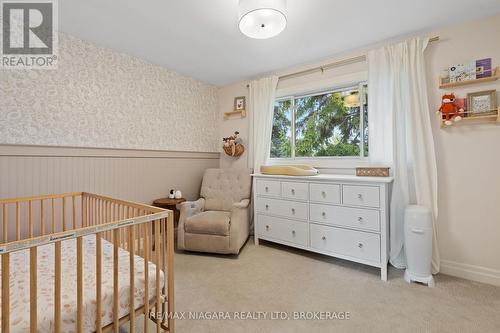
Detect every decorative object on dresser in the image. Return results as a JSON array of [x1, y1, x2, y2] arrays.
[[253, 173, 393, 281], [223, 131, 245, 157], [356, 167, 390, 177], [177, 168, 252, 254]]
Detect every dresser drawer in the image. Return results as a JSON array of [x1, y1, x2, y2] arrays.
[[255, 197, 308, 220], [310, 224, 380, 263], [342, 185, 380, 208], [257, 215, 308, 246], [281, 182, 308, 201], [256, 179, 281, 197], [310, 183, 341, 204], [310, 204, 380, 232]]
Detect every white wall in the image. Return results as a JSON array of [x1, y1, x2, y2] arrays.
[[218, 14, 500, 285], [425, 14, 500, 284], [219, 81, 250, 169], [0, 33, 219, 152]]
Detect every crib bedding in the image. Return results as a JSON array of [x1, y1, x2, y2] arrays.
[[0, 235, 165, 333]]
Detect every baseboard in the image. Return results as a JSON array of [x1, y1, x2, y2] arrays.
[[440, 260, 500, 286]]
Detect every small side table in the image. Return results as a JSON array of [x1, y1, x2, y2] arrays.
[[152, 197, 186, 228]]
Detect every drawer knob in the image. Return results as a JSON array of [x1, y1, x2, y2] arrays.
[[358, 242, 364, 248], [358, 217, 363, 223], [322, 212, 326, 217], [322, 236, 326, 240], [265, 187, 269, 192], [291, 208, 295, 214], [292, 230, 296, 235], [357, 193, 363, 199], [321, 191, 326, 197], [266, 225, 270, 230], [291, 189, 295, 194]]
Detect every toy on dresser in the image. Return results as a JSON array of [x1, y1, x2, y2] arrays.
[[438, 93, 464, 126]]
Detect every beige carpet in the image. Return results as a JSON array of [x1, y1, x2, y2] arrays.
[[130, 238, 500, 333]]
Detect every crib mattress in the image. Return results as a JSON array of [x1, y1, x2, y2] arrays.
[[0, 235, 165, 333]]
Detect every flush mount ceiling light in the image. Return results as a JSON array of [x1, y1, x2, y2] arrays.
[[238, 0, 287, 39]]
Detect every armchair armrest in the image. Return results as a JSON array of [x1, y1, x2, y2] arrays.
[[177, 198, 205, 250], [228, 199, 251, 254], [232, 199, 250, 209], [179, 198, 205, 214]]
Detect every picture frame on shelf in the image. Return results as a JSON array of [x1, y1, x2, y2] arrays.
[[234, 96, 246, 111], [466, 90, 497, 117]]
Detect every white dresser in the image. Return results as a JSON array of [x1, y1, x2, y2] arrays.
[[252, 173, 393, 280]]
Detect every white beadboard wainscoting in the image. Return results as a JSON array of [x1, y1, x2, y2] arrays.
[[0, 145, 220, 203]]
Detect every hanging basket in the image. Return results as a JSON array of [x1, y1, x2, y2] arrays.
[[223, 144, 245, 157]]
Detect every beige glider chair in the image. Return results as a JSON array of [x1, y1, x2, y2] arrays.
[[177, 168, 252, 254]]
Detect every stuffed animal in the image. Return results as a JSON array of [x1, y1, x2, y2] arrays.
[[439, 93, 463, 126], [222, 131, 242, 156]]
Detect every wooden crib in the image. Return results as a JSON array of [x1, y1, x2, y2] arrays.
[[0, 192, 174, 333]]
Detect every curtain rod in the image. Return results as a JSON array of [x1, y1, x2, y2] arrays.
[[246, 36, 439, 87]]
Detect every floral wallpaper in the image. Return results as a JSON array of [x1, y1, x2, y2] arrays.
[[0, 34, 219, 152]]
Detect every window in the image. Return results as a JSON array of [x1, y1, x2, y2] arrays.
[[271, 84, 368, 159]]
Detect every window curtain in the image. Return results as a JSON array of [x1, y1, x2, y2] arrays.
[[368, 37, 440, 273], [248, 76, 279, 171]]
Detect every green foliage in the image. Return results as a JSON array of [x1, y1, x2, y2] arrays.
[[271, 99, 292, 158], [271, 89, 368, 158]]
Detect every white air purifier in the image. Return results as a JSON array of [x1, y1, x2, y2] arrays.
[[404, 205, 435, 287]]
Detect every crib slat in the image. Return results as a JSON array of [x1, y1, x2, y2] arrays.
[[72, 195, 77, 230], [113, 229, 120, 333], [161, 218, 167, 324], [2, 253, 10, 333], [90, 197, 94, 226], [143, 223, 150, 333], [96, 233, 103, 333], [167, 212, 175, 332], [15, 202, 20, 240], [155, 219, 161, 333], [51, 198, 55, 233], [82, 196, 87, 227], [30, 247, 37, 333], [129, 225, 136, 333], [54, 241, 62, 333], [28, 200, 33, 237], [62, 197, 66, 232], [2, 204, 7, 243], [40, 200, 45, 236], [77, 237, 83, 332]]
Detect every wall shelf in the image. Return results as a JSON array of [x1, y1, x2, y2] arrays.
[[224, 110, 246, 120], [440, 107, 500, 128], [439, 67, 499, 89]]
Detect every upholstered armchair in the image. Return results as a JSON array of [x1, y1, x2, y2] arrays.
[[177, 168, 252, 254]]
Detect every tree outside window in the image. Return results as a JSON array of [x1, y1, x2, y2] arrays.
[[271, 84, 368, 159]]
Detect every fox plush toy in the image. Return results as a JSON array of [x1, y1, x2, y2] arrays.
[[439, 93, 463, 126]]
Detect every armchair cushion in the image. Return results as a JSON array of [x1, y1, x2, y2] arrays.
[[185, 211, 231, 236], [200, 168, 252, 211]]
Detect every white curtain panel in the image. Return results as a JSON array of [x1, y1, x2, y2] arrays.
[[248, 76, 279, 171], [368, 37, 440, 273]]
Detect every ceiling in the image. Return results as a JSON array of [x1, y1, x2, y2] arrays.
[[60, 0, 500, 86]]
